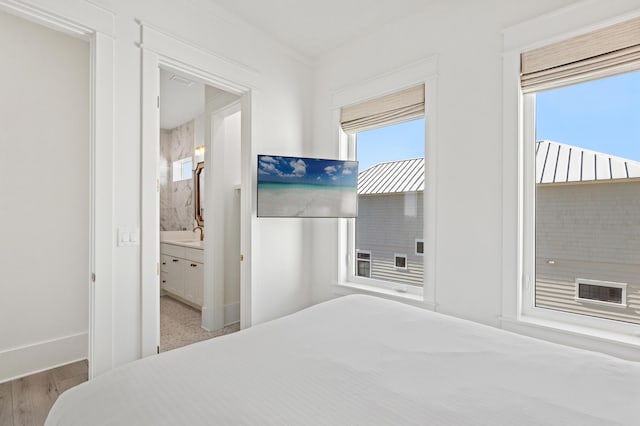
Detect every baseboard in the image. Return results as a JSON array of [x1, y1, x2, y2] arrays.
[[0, 332, 87, 383], [224, 302, 240, 326]]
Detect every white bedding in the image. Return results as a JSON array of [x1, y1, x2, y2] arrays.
[[46, 295, 640, 425]]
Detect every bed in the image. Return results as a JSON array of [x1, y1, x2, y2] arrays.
[[46, 294, 640, 425]]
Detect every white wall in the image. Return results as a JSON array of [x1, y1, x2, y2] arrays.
[[2, 0, 313, 373], [309, 0, 582, 326], [223, 111, 242, 312], [0, 10, 89, 381], [113, 0, 313, 364]]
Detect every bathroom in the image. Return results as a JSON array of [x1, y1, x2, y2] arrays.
[[158, 68, 242, 352]]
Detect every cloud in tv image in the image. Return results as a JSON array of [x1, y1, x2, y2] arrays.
[[258, 155, 358, 217]]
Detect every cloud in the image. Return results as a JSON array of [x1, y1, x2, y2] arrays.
[[324, 165, 337, 175], [259, 160, 286, 176], [342, 168, 352, 175], [261, 156, 278, 164], [332, 176, 337, 180], [289, 159, 307, 176]]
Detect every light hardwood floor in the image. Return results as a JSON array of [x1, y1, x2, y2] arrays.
[[0, 360, 87, 426], [1, 300, 239, 425]]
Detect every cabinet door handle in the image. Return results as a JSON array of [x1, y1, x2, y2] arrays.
[[190, 263, 197, 267], [162, 262, 166, 265], [172, 259, 179, 262], [162, 280, 166, 283]]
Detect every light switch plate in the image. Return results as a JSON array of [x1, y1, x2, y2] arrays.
[[118, 227, 140, 247]]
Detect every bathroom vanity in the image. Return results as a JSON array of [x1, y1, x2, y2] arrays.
[[160, 240, 204, 308]]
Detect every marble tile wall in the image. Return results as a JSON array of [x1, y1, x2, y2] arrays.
[[160, 120, 195, 231]]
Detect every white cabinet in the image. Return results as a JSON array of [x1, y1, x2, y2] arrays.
[[166, 256, 185, 296], [160, 243, 204, 307], [160, 255, 169, 290], [184, 261, 204, 306]]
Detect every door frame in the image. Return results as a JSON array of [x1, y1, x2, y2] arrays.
[[0, 0, 116, 378], [140, 23, 255, 357]]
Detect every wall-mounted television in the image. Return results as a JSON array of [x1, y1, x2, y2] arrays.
[[257, 155, 359, 218]]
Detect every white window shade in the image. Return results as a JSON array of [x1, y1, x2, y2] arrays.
[[340, 84, 424, 133], [521, 16, 640, 92]]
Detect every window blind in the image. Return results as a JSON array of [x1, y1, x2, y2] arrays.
[[340, 84, 424, 133], [521, 16, 640, 92]]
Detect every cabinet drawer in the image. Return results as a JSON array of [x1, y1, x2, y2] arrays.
[[160, 243, 185, 258], [184, 247, 204, 263], [160, 255, 170, 272], [160, 271, 168, 290]]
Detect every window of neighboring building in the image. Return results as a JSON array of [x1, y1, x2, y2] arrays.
[[356, 250, 371, 278], [394, 254, 407, 269], [519, 17, 640, 331], [172, 157, 193, 182], [415, 239, 424, 256]]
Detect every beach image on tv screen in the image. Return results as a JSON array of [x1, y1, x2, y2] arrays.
[[257, 155, 358, 217]]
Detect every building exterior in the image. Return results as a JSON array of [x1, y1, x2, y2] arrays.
[[355, 158, 424, 286], [534, 140, 640, 324], [356, 142, 640, 326]]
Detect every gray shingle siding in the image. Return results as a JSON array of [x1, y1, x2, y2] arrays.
[[536, 181, 640, 323], [356, 192, 424, 286]]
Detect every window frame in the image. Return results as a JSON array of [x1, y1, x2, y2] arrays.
[[332, 59, 439, 306], [394, 254, 408, 270], [355, 249, 372, 278], [521, 89, 640, 336], [172, 156, 193, 182], [502, 5, 640, 356], [340, 128, 424, 297]]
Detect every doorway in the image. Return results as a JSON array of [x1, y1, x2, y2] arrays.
[[156, 68, 242, 352], [0, 5, 115, 381], [140, 25, 253, 358]]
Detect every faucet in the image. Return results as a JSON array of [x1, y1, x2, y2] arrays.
[[193, 226, 204, 241]]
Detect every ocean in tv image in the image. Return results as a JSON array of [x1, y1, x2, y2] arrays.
[[257, 155, 358, 217]]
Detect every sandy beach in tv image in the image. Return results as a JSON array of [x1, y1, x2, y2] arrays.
[[257, 155, 358, 217]]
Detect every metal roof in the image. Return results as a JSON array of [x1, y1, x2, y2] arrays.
[[358, 158, 424, 195], [536, 140, 640, 184], [357, 141, 640, 195]]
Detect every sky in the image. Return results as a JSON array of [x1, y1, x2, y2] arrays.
[[258, 155, 358, 187], [356, 70, 640, 169], [536, 71, 640, 161], [356, 118, 425, 171]]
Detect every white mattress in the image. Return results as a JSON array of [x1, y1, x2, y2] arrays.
[[46, 295, 640, 425]]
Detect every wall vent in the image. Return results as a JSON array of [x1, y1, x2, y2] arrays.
[[575, 279, 627, 307]]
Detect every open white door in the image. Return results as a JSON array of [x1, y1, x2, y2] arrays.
[[89, 31, 116, 377], [140, 50, 161, 357]]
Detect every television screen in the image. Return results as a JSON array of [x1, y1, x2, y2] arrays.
[[257, 155, 359, 218]]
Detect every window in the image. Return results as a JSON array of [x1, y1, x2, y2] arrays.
[[520, 16, 640, 330], [341, 85, 426, 292], [172, 157, 193, 182], [415, 239, 424, 255], [356, 250, 371, 278], [394, 254, 407, 269], [352, 119, 424, 287]]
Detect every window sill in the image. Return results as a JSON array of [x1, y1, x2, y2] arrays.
[[334, 281, 435, 309], [500, 315, 640, 361]]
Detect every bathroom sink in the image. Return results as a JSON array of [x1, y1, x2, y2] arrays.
[[163, 239, 204, 248]]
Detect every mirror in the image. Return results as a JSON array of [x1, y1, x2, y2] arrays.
[[194, 161, 204, 226]]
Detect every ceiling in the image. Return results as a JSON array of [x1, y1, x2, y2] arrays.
[[210, 0, 429, 57], [159, 68, 205, 130]]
